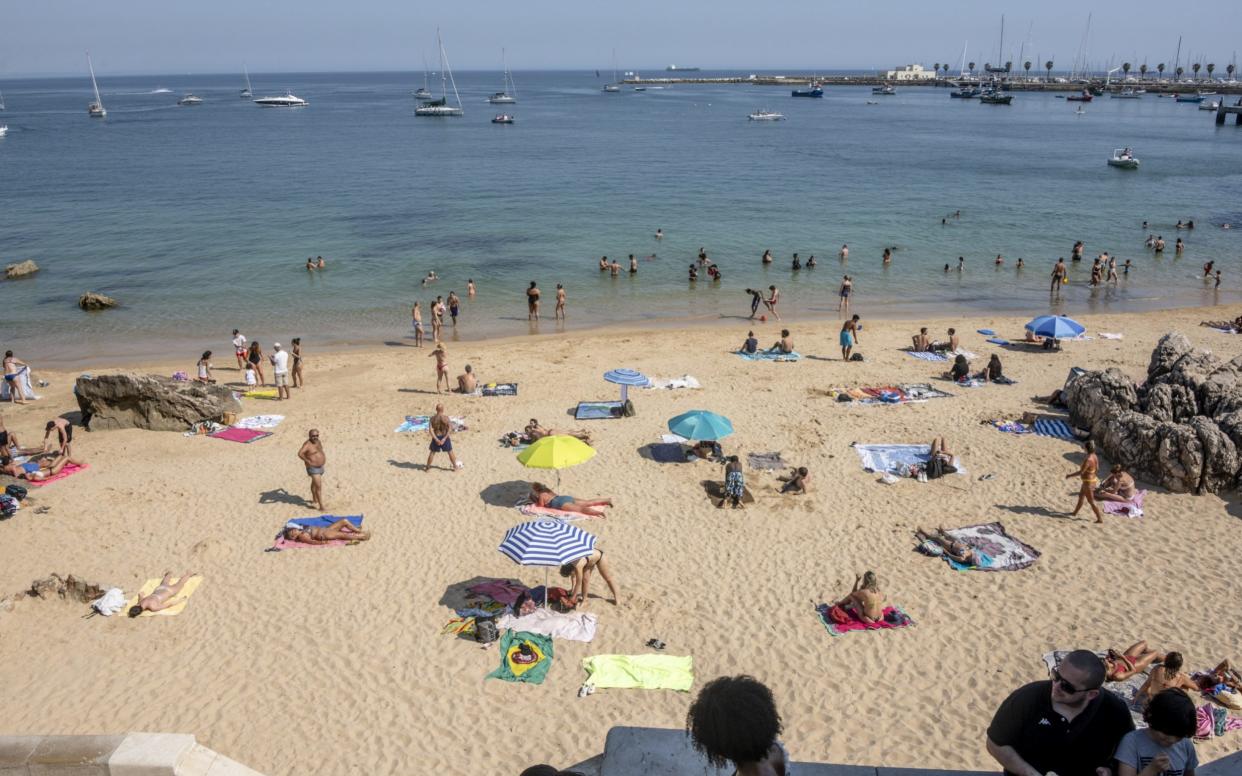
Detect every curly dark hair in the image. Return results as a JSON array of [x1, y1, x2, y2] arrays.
[[686, 675, 782, 768], [1144, 688, 1197, 738]]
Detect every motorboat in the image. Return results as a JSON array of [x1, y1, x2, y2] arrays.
[[254, 93, 308, 107], [602, 83, 621, 93], [177, 94, 203, 106], [1110, 88, 1141, 98], [1066, 90, 1093, 102], [491, 114, 514, 124], [979, 90, 1013, 104], [86, 52, 106, 118], [748, 109, 785, 121], [791, 84, 823, 97], [633, 86, 646, 91], [871, 85, 895, 95], [1107, 148, 1140, 169], [1200, 100, 1222, 111], [0, 126, 7, 137], [950, 87, 981, 98], [1174, 93, 1204, 103]]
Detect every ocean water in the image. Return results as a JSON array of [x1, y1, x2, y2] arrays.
[[2, 70, 1241, 365]]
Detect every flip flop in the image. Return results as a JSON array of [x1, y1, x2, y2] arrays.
[[645, 638, 666, 650]]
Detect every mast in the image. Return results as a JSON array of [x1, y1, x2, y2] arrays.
[[87, 52, 103, 108], [958, 40, 968, 77], [998, 15, 1005, 67], [244, 65, 253, 93], [440, 31, 462, 110]]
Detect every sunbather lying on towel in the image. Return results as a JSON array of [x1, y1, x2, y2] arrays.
[[834, 571, 885, 624], [1201, 316, 1242, 332], [1096, 464, 1138, 502], [530, 482, 613, 517], [1105, 641, 1164, 682], [1195, 659, 1242, 694], [559, 547, 619, 608], [915, 527, 976, 566], [282, 518, 371, 545], [526, 419, 591, 444], [1, 452, 85, 481], [129, 571, 199, 617]]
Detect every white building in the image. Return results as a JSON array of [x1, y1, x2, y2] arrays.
[[883, 64, 937, 81]]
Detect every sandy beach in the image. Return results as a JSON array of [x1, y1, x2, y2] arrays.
[[2, 304, 1241, 774]]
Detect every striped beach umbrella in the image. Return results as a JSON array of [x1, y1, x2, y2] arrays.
[[499, 519, 597, 607], [668, 409, 734, 441], [603, 368, 650, 402], [1025, 315, 1085, 340]]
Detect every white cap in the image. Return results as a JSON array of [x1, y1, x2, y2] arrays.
[[273, 342, 281, 348]]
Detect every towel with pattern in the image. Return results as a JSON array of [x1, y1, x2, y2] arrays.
[[581, 654, 695, 692], [991, 420, 1032, 434], [25, 462, 89, 487], [234, 415, 285, 430], [736, 350, 801, 362], [497, 608, 598, 642], [487, 630, 554, 684], [853, 444, 966, 477], [906, 350, 948, 362], [919, 522, 1041, 571], [1101, 490, 1146, 518], [394, 415, 468, 433], [815, 604, 915, 636], [643, 375, 702, 390], [575, 400, 624, 420], [518, 502, 603, 521], [209, 427, 271, 444], [1033, 418, 1078, 440]]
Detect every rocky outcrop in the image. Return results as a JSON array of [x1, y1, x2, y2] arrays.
[[1142, 383, 1198, 423], [78, 291, 118, 310], [75, 373, 241, 431], [5, 260, 39, 279], [28, 573, 106, 603], [1063, 367, 1139, 430], [1147, 332, 1193, 381]]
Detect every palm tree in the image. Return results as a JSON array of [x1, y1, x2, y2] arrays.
[[1176, 66, 1185, 80], [933, 62, 940, 78], [1228, 63, 1236, 82], [943, 63, 950, 78], [968, 61, 975, 75], [1004, 60, 1012, 74], [1207, 63, 1215, 80], [1122, 62, 1131, 80], [1157, 63, 1166, 80], [1045, 60, 1054, 81], [1193, 62, 1201, 80], [1140, 63, 1148, 80], [1024, 60, 1032, 80]]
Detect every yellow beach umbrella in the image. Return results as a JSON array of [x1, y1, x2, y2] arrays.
[[517, 435, 596, 486]]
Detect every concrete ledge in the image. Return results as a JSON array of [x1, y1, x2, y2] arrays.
[[108, 734, 196, 776], [0, 736, 264, 776]]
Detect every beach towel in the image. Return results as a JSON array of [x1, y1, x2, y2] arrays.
[[748, 451, 787, 470], [1100, 332, 1124, 340], [977, 329, 996, 336], [497, 608, 598, 643], [25, 462, 89, 487], [1197, 704, 1242, 739], [987, 338, 1010, 346], [1101, 490, 1146, 518], [487, 630, 553, 684], [899, 383, 953, 401], [643, 375, 701, 390], [0, 366, 39, 401], [736, 350, 801, 362], [394, 415, 467, 433], [518, 502, 603, 521], [852, 444, 966, 477], [581, 654, 694, 692], [575, 401, 623, 420], [481, 383, 518, 396], [815, 604, 915, 636], [932, 522, 1041, 571], [271, 515, 364, 549], [1033, 418, 1078, 440], [648, 443, 687, 464], [467, 580, 530, 607], [991, 420, 1032, 435], [951, 349, 979, 360], [243, 388, 278, 400], [234, 415, 285, 430], [125, 576, 203, 617], [209, 427, 271, 444], [906, 350, 948, 362]]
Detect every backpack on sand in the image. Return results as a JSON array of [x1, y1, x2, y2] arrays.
[[622, 399, 636, 417]]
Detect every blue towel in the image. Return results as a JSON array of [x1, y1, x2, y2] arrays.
[[947, 552, 995, 571], [977, 329, 996, 336], [906, 351, 948, 362], [287, 515, 363, 528], [1033, 419, 1077, 440], [736, 350, 801, 362], [575, 401, 623, 420], [649, 443, 687, 463], [987, 338, 1010, 346]]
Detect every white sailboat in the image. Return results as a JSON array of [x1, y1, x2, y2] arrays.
[[414, 57, 434, 101], [86, 52, 106, 118], [241, 66, 253, 99], [415, 30, 464, 116], [488, 48, 517, 104], [603, 50, 621, 93]]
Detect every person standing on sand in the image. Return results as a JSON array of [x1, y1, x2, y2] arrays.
[[1051, 258, 1067, 295], [298, 429, 326, 511], [271, 343, 291, 400], [840, 316, 860, 361], [427, 403, 462, 472], [411, 302, 424, 347], [232, 329, 248, 371], [291, 338, 304, 388], [247, 342, 266, 386], [429, 343, 450, 393], [555, 284, 566, 320], [838, 275, 852, 313], [1067, 439, 1104, 523], [764, 285, 781, 321], [527, 281, 541, 321]]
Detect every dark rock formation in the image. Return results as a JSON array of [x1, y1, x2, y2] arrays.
[[1147, 332, 1192, 381], [78, 291, 118, 310], [1063, 367, 1138, 431], [75, 373, 241, 431]]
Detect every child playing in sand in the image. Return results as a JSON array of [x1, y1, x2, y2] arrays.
[[429, 343, 450, 393]]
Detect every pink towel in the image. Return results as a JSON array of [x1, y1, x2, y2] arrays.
[[816, 604, 915, 636], [1101, 490, 1146, 517], [27, 462, 89, 487], [272, 536, 349, 550], [210, 427, 272, 444], [518, 503, 603, 521]]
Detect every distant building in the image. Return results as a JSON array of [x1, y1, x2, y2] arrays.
[[883, 64, 936, 81]]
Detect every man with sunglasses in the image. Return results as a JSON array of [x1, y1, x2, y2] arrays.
[[987, 650, 1134, 776]]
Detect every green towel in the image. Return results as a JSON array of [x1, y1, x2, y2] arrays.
[[581, 654, 694, 692], [487, 630, 554, 684]]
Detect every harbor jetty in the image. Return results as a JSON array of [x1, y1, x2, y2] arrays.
[[624, 73, 1242, 95]]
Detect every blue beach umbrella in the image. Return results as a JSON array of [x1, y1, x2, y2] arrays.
[[499, 519, 598, 607], [1025, 315, 1085, 340], [603, 368, 650, 402], [668, 410, 734, 441]]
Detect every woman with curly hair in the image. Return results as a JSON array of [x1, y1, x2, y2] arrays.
[[686, 675, 789, 775]]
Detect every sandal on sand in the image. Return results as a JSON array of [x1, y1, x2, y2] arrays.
[[646, 638, 666, 650]]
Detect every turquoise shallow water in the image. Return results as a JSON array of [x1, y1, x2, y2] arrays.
[[2, 70, 1242, 364]]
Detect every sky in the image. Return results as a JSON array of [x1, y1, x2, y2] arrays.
[[2, 0, 1240, 77]]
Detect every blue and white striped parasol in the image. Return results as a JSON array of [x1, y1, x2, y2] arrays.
[[498, 519, 597, 567], [603, 368, 650, 402]]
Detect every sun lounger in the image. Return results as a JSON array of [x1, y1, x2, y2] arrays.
[[209, 427, 271, 444], [271, 515, 365, 550], [25, 462, 89, 486], [916, 522, 1041, 571], [125, 576, 203, 617], [575, 401, 623, 420], [815, 604, 915, 636], [735, 350, 801, 362], [1100, 490, 1146, 518]]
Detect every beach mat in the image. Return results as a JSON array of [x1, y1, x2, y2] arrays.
[[748, 451, 787, 470], [736, 350, 801, 362], [481, 383, 518, 396], [991, 420, 1032, 435], [702, 479, 755, 504], [125, 576, 203, 617], [395, 415, 467, 433], [488, 630, 553, 684], [815, 604, 915, 636], [1033, 418, 1077, 440], [905, 350, 948, 362], [924, 522, 1041, 571], [852, 444, 966, 477], [25, 462, 89, 487], [518, 502, 603, 521], [987, 338, 1010, 346], [242, 389, 278, 400], [209, 427, 271, 444], [575, 401, 623, 420], [271, 515, 364, 549], [581, 654, 694, 692], [234, 414, 284, 430], [1101, 490, 1146, 518]]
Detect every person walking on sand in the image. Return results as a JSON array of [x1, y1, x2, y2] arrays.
[[298, 429, 326, 511], [411, 302, 424, 347], [527, 281, 541, 321], [764, 285, 781, 321], [232, 329, 248, 370], [429, 343, 450, 393], [555, 284, 566, 320], [247, 341, 266, 386], [427, 403, 462, 472], [291, 338, 304, 388], [1067, 439, 1104, 523], [271, 342, 291, 400], [838, 275, 852, 313]]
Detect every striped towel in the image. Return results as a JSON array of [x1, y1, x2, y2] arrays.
[[1033, 419, 1077, 440], [906, 351, 948, 362], [736, 350, 801, 362]]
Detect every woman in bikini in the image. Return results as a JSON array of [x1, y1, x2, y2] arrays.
[[1104, 641, 1163, 682], [1066, 439, 1104, 523], [1135, 652, 1199, 708], [916, 527, 976, 566], [559, 547, 619, 608], [835, 571, 884, 624], [246, 341, 266, 386], [290, 338, 304, 388], [282, 518, 370, 545], [128, 571, 199, 617], [529, 482, 613, 518]]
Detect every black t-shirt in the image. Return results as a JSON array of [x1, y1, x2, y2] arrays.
[[988, 680, 1134, 776]]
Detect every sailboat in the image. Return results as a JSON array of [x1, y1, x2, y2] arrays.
[[0, 90, 6, 110], [414, 57, 434, 101], [488, 49, 517, 104], [602, 50, 621, 93], [415, 30, 464, 116], [86, 52, 106, 118], [984, 16, 1011, 73], [241, 66, 253, 99]]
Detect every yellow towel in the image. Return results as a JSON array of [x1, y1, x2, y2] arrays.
[[126, 576, 203, 617], [244, 389, 278, 399]]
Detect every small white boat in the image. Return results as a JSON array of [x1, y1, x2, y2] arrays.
[[253, 93, 308, 107], [1201, 100, 1221, 111], [492, 114, 514, 124], [86, 52, 106, 118], [748, 109, 785, 121], [1107, 147, 1139, 169], [0, 126, 7, 137], [415, 31, 464, 117], [633, 86, 646, 92], [1110, 88, 1141, 99], [871, 85, 896, 95], [177, 94, 203, 106], [488, 48, 517, 104]]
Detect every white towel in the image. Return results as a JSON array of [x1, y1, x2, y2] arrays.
[[0, 366, 40, 401], [91, 588, 127, 617], [496, 608, 598, 642], [1099, 332, 1123, 340], [234, 415, 285, 430], [644, 375, 702, 390]]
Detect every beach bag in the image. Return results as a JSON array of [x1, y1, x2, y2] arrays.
[[622, 399, 636, 417], [850, 353, 865, 362], [0, 494, 17, 518], [6, 484, 27, 501], [474, 618, 499, 644]]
